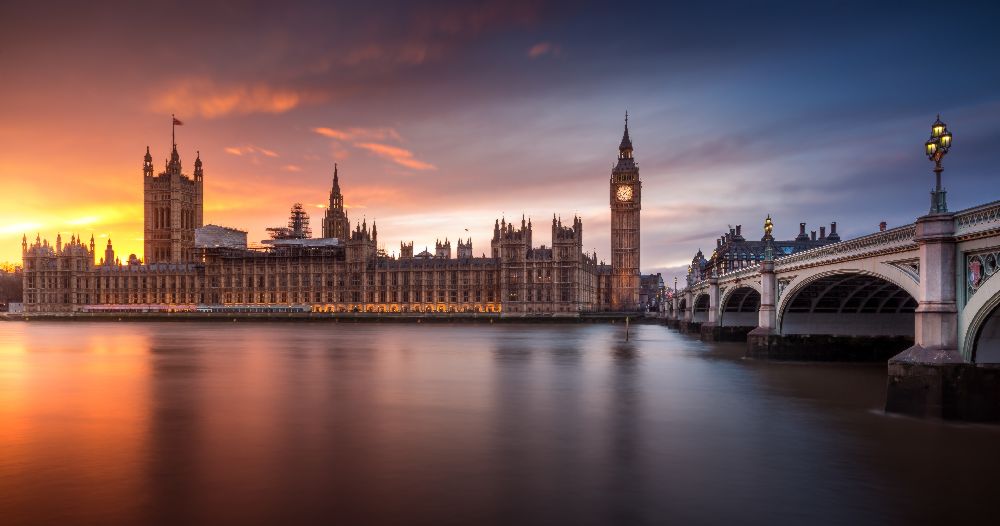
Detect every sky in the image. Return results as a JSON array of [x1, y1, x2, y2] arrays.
[[2, 0, 999, 284]]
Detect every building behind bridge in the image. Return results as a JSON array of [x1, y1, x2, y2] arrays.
[[688, 221, 841, 284]]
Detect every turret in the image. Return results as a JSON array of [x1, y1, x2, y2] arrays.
[[330, 163, 343, 210], [194, 150, 203, 181], [21, 234, 27, 256], [435, 238, 452, 259], [104, 238, 115, 267], [457, 237, 472, 259], [167, 144, 181, 176], [89, 234, 95, 256], [143, 146, 153, 177]]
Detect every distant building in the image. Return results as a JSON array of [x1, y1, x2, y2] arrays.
[[21, 120, 651, 315], [687, 220, 841, 284], [639, 273, 665, 311]]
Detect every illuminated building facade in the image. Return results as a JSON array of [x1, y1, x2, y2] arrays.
[[610, 114, 641, 310], [143, 140, 204, 264], [22, 122, 651, 315]]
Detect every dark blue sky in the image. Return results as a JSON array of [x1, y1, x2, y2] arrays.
[[1, 0, 998, 277]]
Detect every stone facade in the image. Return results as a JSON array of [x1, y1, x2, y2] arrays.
[[22, 123, 647, 315], [321, 164, 350, 241], [143, 144, 203, 264], [610, 114, 641, 310], [687, 221, 840, 284]]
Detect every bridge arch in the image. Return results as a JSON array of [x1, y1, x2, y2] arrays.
[[961, 271, 1000, 363], [720, 286, 761, 327], [776, 269, 917, 337], [693, 293, 710, 323]]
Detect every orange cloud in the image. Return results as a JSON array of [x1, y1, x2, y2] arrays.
[[312, 127, 401, 141], [354, 142, 436, 171], [224, 145, 279, 157], [152, 79, 304, 118], [528, 42, 559, 59], [282, 164, 302, 172]]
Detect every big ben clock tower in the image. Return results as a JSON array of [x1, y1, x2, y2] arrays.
[[610, 113, 641, 311]]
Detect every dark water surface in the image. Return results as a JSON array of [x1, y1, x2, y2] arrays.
[[0, 322, 997, 525]]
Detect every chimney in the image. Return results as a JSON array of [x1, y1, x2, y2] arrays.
[[880, 221, 887, 232], [830, 222, 838, 235], [796, 222, 809, 241], [736, 225, 742, 236], [810, 230, 817, 241], [820, 226, 826, 239]]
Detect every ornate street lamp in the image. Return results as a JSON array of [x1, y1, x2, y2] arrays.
[[763, 214, 774, 261], [925, 114, 953, 214]]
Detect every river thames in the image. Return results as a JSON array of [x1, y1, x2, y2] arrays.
[[0, 322, 996, 525]]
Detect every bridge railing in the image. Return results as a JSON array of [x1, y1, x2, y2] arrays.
[[773, 224, 917, 269], [675, 200, 1000, 296], [718, 265, 760, 281], [955, 200, 1000, 238]]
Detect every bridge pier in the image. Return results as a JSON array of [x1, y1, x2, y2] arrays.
[[699, 276, 720, 340], [747, 259, 778, 355], [680, 321, 702, 335], [748, 334, 912, 361], [884, 212, 989, 418], [702, 325, 755, 342], [665, 295, 680, 328]]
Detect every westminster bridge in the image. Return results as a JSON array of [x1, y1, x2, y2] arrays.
[[666, 200, 1000, 421]]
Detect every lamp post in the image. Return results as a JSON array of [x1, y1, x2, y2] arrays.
[[925, 114, 953, 214]]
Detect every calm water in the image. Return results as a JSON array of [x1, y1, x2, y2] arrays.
[[0, 322, 997, 525]]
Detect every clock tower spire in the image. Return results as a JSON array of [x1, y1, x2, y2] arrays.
[[610, 112, 641, 311]]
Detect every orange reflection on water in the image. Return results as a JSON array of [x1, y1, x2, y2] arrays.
[[0, 323, 151, 524]]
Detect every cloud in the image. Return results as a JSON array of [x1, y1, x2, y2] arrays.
[[312, 127, 401, 142], [224, 145, 279, 158], [355, 142, 436, 170], [528, 42, 559, 59], [282, 164, 302, 172], [313, 126, 432, 170], [152, 79, 306, 118]]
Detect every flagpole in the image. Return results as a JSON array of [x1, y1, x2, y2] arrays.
[[171, 114, 175, 147]]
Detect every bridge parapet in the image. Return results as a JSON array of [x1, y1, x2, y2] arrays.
[[955, 199, 1000, 239], [773, 224, 917, 270], [719, 265, 759, 282]]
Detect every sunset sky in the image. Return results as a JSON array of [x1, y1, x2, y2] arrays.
[[2, 1, 999, 282]]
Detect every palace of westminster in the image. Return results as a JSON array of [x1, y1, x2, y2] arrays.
[[20, 119, 652, 315]]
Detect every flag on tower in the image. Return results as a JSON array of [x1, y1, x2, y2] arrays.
[[173, 117, 184, 126]]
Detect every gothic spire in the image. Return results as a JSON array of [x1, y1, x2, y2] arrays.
[[619, 111, 633, 154]]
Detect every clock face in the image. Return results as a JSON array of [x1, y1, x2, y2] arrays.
[[616, 185, 633, 202]]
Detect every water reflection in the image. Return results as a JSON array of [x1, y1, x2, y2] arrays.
[[0, 322, 997, 525]]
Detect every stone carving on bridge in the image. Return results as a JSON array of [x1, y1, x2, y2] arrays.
[[885, 258, 920, 284], [967, 250, 998, 299], [777, 277, 794, 299]]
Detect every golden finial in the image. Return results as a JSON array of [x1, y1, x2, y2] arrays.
[[764, 214, 774, 237]]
